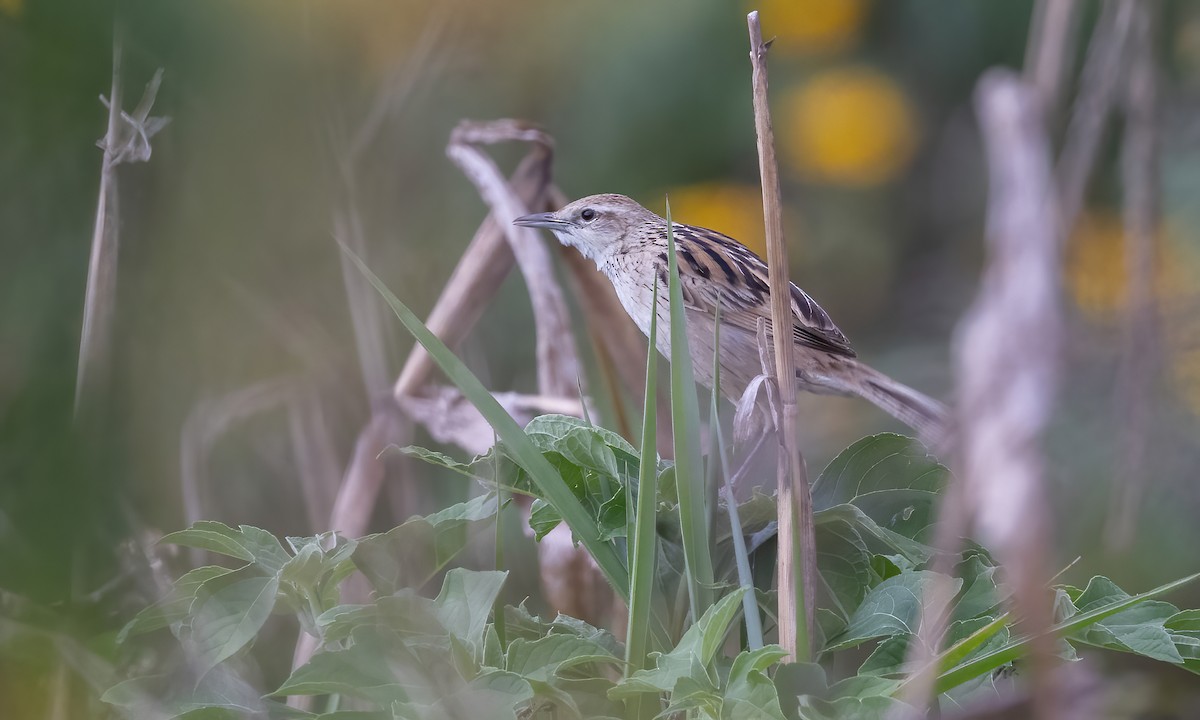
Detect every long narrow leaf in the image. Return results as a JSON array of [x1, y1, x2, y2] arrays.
[[625, 279, 662, 720], [934, 572, 1200, 693], [710, 295, 764, 650], [342, 246, 630, 599], [665, 200, 715, 620]]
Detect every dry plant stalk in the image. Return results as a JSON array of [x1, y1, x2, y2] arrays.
[[902, 71, 1065, 718], [76, 30, 168, 416], [963, 71, 1062, 716], [1108, 0, 1160, 550], [747, 11, 817, 661], [445, 119, 580, 396], [1023, 0, 1081, 116], [1057, 0, 1136, 232]]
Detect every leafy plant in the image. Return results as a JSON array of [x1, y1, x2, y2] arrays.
[[106, 254, 1200, 719]]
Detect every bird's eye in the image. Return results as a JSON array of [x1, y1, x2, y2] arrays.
[[580, 208, 597, 222]]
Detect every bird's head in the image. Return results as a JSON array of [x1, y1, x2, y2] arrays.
[[513, 194, 660, 260]]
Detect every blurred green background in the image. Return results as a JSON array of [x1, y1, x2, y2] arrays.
[[3, 0, 1200, 715]]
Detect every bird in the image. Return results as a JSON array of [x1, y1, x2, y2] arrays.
[[513, 193, 947, 443]]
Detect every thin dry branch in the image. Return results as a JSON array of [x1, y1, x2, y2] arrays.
[[1024, 0, 1082, 117], [394, 151, 552, 398], [1108, 0, 1161, 550], [76, 30, 167, 416], [1057, 0, 1137, 232], [445, 120, 580, 396], [747, 11, 816, 662], [180, 379, 294, 564], [963, 70, 1062, 716]]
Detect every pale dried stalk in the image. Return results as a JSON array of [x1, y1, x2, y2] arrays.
[[902, 72, 1064, 718], [1023, 0, 1081, 116], [180, 379, 294, 564], [329, 146, 555, 541], [394, 152, 550, 398], [1108, 0, 1160, 550], [1057, 0, 1137, 232], [76, 30, 167, 416], [964, 71, 1062, 716], [747, 11, 816, 661], [446, 120, 579, 396], [286, 389, 342, 532]]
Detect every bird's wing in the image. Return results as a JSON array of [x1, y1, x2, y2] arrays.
[[670, 223, 857, 359]]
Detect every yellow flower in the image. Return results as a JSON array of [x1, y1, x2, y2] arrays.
[[660, 183, 769, 257], [0, 0, 22, 17], [1065, 212, 1191, 318], [754, 0, 868, 56], [1067, 211, 1200, 415], [781, 67, 918, 187]]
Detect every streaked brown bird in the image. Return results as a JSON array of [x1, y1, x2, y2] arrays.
[[514, 193, 947, 442]]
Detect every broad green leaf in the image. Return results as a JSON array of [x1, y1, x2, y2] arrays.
[[353, 494, 498, 595], [276, 629, 415, 705], [317, 592, 443, 646], [505, 634, 616, 682], [117, 566, 231, 642], [811, 434, 946, 542], [935, 572, 1200, 694], [398, 446, 478, 478], [161, 522, 291, 574], [343, 247, 630, 599], [814, 519, 872, 618], [1166, 610, 1200, 673], [722, 645, 790, 720], [824, 571, 961, 652], [796, 694, 915, 720], [182, 572, 280, 674], [1067, 576, 1182, 663], [435, 569, 507, 653], [610, 589, 745, 698], [814, 504, 933, 565]]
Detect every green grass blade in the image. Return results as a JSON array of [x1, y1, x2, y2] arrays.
[[342, 246, 630, 600], [933, 571, 1200, 694], [709, 296, 764, 650], [624, 280, 662, 720], [665, 199, 715, 621]]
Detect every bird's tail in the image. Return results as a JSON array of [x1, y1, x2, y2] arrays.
[[835, 360, 949, 448]]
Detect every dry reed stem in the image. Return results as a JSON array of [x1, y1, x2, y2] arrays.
[[286, 389, 343, 532], [76, 29, 167, 416], [965, 70, 1062, 717], [1057, 0, 1136, 232], [179, 379, 294, 565], [1108, 0, 1161, 550], [394, 151, 550, 398], [445, 120, 579, 396], [329, 147, 552, 544], [1023, 0, 1081, 117], [901, 71, 1065, 719], [747, 11, 816, 661]]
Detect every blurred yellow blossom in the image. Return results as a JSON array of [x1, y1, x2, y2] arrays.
[[781, 67, 917, 187], [662, 183, 769, 257], [755, 0, 867, 55], [1065, 212, 1192, 318], [0, 0, 22, 17], [1068, 212, 1200, 414]]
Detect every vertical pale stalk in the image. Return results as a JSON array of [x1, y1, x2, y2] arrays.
[[624, 281, 661, 720], [746, 11, 816, 661], [665, 201, 716, 621]]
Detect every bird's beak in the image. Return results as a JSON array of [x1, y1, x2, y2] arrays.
[[513, 212, 568, 229]]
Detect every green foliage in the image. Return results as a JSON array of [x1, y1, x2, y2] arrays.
[[107, 260, 1200, 719]]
